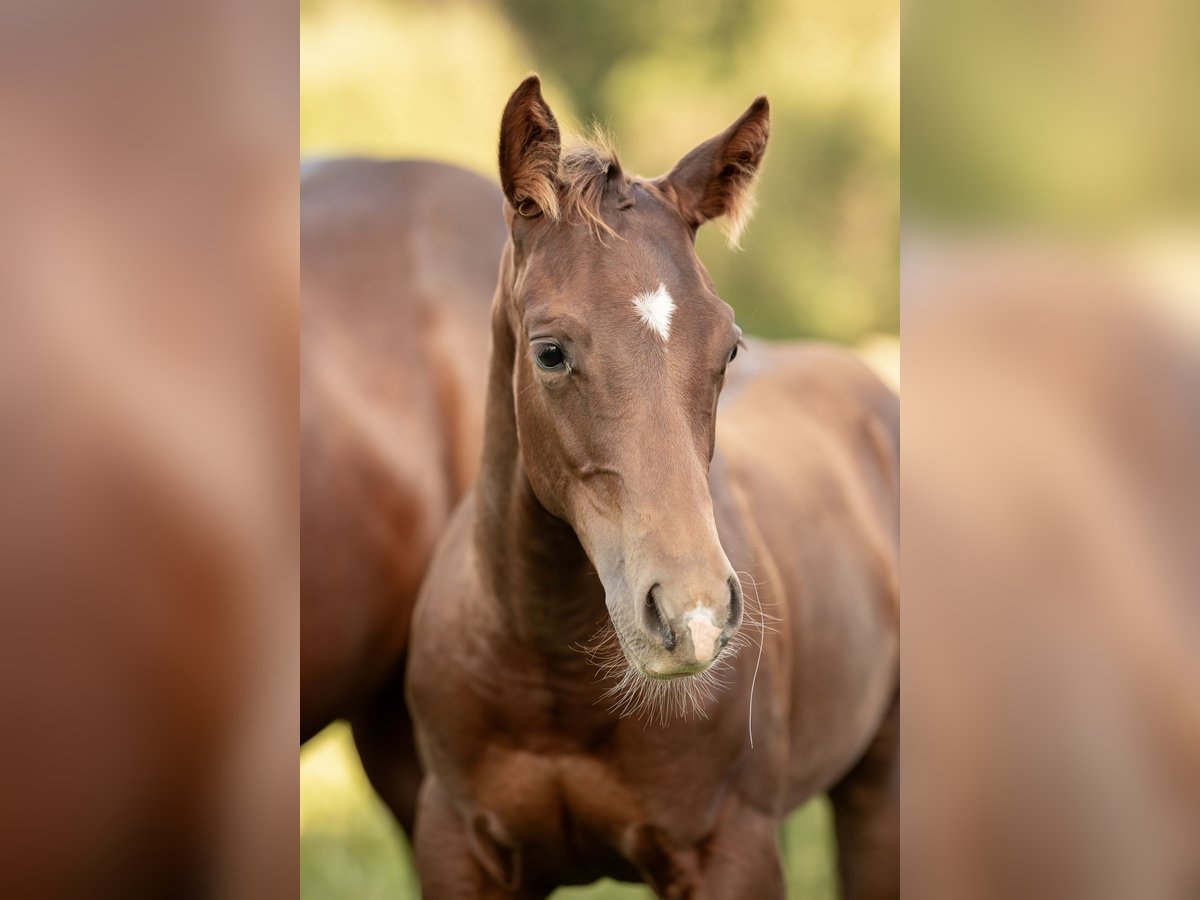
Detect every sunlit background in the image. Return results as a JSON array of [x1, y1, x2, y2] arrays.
[[904, 0, 1200, 231], [300, 0, 897, 896], [301, 0, 898, 344]]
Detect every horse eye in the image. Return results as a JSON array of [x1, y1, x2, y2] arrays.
[[535, 343, 566, 371], [728, 345, 738, 363]]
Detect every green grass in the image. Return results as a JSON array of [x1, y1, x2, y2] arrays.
[[301, 724, 838, 899]]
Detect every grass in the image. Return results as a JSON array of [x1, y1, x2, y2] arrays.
[[301, 723, 838, 899]]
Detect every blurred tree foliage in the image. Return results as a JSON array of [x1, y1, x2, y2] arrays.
[[904, 0, 1200, 229], [302, 0, 898, 342], [495, 0, 761, 121]]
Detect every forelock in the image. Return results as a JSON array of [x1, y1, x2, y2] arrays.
[[559, 130, 622, 239]]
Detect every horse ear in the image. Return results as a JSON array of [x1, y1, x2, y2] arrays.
[[659, 96, 770, 246], [498, 75, 561, 221]]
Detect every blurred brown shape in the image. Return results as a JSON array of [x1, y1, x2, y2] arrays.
[[0, 0, 295, 897], [299, 157, 503, 835], [903, 241, 1200, 899]]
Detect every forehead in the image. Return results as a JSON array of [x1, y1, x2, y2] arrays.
[[520, 181, 732, 336]]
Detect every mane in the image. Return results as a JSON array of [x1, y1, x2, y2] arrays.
[[558, 129, 621, 240]]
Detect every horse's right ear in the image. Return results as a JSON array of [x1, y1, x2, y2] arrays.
[[498, 75, 561, 221]]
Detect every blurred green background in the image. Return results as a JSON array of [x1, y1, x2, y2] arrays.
[[301, 1, 896, 896], [301, 0, 898, 343], [903, 0, 1200, 229]]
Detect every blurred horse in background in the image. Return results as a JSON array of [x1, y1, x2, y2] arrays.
[[301, 159, 505, 830]]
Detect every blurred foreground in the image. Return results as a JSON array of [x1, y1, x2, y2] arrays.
[[903, 241, 1200, 899], [0, 1, 296, 896], [904, 0, 1199, 889]]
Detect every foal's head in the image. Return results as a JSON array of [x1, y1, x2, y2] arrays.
[[495, 76, 769, 685]]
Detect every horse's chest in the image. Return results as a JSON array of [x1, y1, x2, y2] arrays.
[[464, 742, 717, 889], [471, 747, 637, 848]]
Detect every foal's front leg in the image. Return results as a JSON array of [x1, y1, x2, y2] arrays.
[[641, 802, 786, 900], [413, 778, 545, 900], [695, 806, 786, 900]]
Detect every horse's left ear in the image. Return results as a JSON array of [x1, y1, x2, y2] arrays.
[[658, 96, 770, 247], [498, 75, 562, 221]]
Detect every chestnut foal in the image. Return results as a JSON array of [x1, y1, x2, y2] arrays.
[[407, 77, 899, 898]]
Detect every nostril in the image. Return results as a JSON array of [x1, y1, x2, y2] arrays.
[[726, 575, 743, 635], [644, 584, 675, 651]]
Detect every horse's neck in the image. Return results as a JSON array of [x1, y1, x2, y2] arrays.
[[472, 282, 607, 658]]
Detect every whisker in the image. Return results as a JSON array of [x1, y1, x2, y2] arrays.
[[571, 576, 781, 728], [735, 570, 770, 749], [578, 617, 738, 725]]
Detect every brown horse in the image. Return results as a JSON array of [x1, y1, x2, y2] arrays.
[[407, 77, 900, 898], [301, 158, 504, 828]]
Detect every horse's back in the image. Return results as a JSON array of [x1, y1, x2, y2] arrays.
[[303, 158, 505, 319], [719, 341, 898, 561], [301, 159, 504, 737], [715, 341, 899, 801]]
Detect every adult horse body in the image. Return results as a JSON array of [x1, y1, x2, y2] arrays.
[[408, 78, 899, 898], [301, 159, 504, 826]]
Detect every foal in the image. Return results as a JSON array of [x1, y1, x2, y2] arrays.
[[408, 77, 899, 898]]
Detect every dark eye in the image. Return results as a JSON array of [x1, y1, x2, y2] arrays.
[[535, 342, 566, 371], [728, 344, 738, 363]]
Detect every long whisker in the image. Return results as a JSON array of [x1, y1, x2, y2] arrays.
[[736, 570, 770, 750]]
